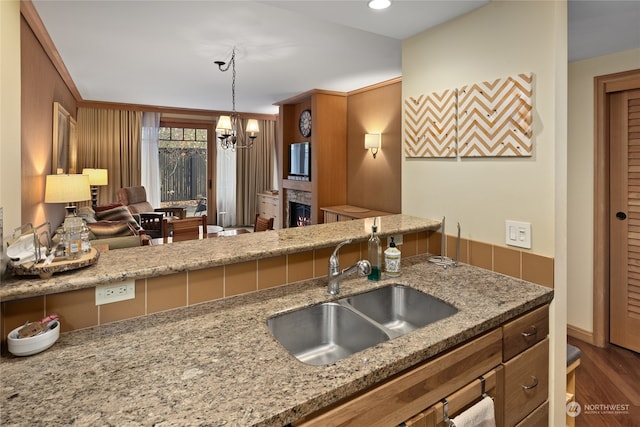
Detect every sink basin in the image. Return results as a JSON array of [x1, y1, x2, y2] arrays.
[[267, 284, 457, 365], [345, 284, 458, 337], [266, 302, 390, 366]]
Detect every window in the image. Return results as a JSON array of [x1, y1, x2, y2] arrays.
[[158, 126, 208, 215]]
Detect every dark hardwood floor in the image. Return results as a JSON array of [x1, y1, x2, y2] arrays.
[[568, 336, 640, 427]]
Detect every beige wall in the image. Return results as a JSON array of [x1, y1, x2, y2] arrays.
[[402, 1, 558, 256], [567, 48, 640, 334], [0, 0, 22, 241], [401, 2, 567, 425]]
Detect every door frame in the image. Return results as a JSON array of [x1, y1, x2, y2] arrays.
[[593, 69, 640, 347]]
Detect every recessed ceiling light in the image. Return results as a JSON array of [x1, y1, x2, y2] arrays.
[[368, 0, 391, 10]]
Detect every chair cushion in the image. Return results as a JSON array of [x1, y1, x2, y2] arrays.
[[567, 343, 581, 366]]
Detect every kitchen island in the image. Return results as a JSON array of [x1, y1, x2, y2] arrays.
[[0, 251, 553, 426]]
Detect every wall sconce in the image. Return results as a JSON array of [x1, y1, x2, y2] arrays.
[[364, 133, 381, 159], [82, 168, 108, 208]]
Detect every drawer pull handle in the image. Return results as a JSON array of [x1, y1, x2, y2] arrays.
[[521, 325, 537, 337], [521, 376, 539, 390]]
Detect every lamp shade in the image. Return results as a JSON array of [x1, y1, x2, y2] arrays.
[[216, 115, 232, 132], [82, 168, 108, 186], [245, 119, 260, 135], [44, 174, 91, 204], [364, 133, 381, 149]]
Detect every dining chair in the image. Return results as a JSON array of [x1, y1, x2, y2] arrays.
[[163, 215, 207, 242], [254, 213, 274, 232]]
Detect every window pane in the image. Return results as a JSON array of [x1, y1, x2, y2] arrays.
[[171, 128, 183, 140], [196, 129, 207, 141], [159, 127, 171, 140], [183, 129, 195, 141]]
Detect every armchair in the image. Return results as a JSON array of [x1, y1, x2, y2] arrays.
[[117, 186, 186, 238]]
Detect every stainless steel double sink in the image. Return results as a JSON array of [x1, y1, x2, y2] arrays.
[[266, 284, 458, 365]]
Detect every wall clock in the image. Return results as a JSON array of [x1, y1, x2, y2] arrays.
[[299, 109, 312, 138]]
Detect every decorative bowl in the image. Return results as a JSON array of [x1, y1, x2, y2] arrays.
[[7, 320, 60, 356]]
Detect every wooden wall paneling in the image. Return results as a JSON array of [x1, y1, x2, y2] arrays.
[[458, 73, 533, 157], [404, 89, 457, 158], [312, 93, 347, 225], [347, 79, 402, 213]]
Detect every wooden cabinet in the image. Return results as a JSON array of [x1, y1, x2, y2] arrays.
[[256, 193, 280, 229], [295, 329, 503, 426], [276, 90, 348, 226], [294, 304, 550, 427], [499, 305, 550, 427], [501, 339, 549, 427], [502, 305, 549, 361]]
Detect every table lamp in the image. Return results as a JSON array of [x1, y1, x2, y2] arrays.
[[81, 168, 108, 208], [44, 174, 91, 217]]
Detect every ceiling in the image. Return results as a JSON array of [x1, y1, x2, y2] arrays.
[[31, 1, 639, 116]]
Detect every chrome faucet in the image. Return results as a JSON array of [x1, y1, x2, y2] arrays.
[[328, 240, 372, 295]]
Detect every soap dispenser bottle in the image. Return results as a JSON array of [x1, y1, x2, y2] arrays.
[[384, 236, 401, 277], [368, 222, 381, 281]]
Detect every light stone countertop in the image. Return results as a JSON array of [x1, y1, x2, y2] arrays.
[[0, 214, 440, 302], [0, 254, 554, 426]]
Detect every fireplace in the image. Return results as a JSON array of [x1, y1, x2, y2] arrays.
[[289, 202, 311, 227]]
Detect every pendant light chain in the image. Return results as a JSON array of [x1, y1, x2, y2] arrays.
[[215, 47, 259, 150]]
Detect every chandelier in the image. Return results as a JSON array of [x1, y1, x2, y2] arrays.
[[214, 47, 259, 150]]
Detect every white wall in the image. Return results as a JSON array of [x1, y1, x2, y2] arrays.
[[567, 48, 640, 334], [402, 2, 567, 425], [0, 0, 22, 263]]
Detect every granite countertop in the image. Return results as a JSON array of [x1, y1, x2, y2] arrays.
[[0, 255, 553, 426], [1, 214, 440, 302]]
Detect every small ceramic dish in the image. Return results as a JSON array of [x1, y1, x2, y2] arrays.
[[7, 320, 60, 356]]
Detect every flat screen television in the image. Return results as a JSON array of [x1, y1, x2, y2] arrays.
[[288, 142, 310, 180]]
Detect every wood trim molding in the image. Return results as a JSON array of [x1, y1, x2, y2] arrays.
[[79, 100, 277, 121], [20, 0, 82, 102], [567, 324, 594, 345], [593, 68, 640, 348]]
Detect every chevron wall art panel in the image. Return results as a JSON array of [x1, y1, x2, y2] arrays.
[[404, 89, 457, 158], [457, 73, 533, 157]]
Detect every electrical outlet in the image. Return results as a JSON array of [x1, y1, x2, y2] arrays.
[[95, 281, 135, 305]]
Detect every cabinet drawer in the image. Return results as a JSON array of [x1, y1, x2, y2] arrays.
[[503, 338, 549, 427], [503, 305, 549, 361], [515, 400, 548, 427]]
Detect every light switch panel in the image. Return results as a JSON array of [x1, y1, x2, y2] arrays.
[[505, 220, 532, 249]]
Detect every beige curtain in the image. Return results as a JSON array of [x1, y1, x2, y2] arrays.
[[76, 108, 142, 205], [236, 119, 276, 225]]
